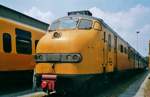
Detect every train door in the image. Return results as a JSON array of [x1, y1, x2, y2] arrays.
[[93, 21, 103, 73], [103, 32, 115, 73], [107, 33, 114, 72], [102, 31, 109, 73]]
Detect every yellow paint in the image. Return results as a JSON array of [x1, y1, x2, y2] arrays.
[[35, 17, 144, 75], [0, 17, 45, 71]]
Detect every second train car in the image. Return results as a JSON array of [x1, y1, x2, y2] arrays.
[[0, 5, 48, 82]]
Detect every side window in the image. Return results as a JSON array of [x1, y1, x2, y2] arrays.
[[133, 52, 135, 60], [124, 47, 127, 54], [108, 34, 111, 51], [135, 54, 137, 61], [131, 52, 134, 59], [130, 51, 132, 58], [128, 47, 130, 59], [3, 33, 12, 53], [114, 36, 117, 53], [149, 42, 150, 54], [104, 32, 106, 42], [16, 28, 32, 54], [120, 45, 123, 53], [94, 22, 101, 30], [35, 40, 39, 50]]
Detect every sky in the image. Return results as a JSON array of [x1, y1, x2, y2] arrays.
[[0, 0, 150, 56]]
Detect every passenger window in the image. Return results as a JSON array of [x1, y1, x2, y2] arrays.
[[78, 19, 92, 29], [15, 28, 32, 54], [120, 45, 123, 53], [108, 34, 111, 51], [94, 22, 101, 30], [3, 33, 12, 53], [124, 47, 127, 54], [128, 47, 131, 59]]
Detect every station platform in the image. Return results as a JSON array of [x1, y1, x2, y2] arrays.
[[134, 72, 150, 97], [18, 92, 47, 97]]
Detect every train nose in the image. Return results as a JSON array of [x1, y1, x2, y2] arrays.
[[37, 30, 87, 53]]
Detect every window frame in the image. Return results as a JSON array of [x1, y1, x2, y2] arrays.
[[78, 19, 93, 30], [93, 21, 102, 31], [124, 47, 127, 54], [108, 34, 112, 51], [104, 32, 106, 43], [120, 44, 124, 53], [15, 28, 32, 55]]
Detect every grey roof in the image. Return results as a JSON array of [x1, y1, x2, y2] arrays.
[[0, 4, 49, 31]]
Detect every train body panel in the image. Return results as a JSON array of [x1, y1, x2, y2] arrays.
[[116, 38, 130, 71], [0, 53, 34, 71], [36, 28, 103, 74], [0, 17, 46, 71]]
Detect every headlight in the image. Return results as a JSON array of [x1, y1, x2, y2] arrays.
[[35, 53, 82, 63], [61, 54, 81, 63]]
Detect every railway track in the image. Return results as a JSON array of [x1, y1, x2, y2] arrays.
[[0, 78, 32, 97], [1, 71, 148, 97], [96, 71, 148, 97]]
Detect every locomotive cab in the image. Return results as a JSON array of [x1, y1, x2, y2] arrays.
[[35, 11, 102, 74], [34, 11, 106, 94]]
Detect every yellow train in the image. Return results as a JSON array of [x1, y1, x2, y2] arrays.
[[0, 5, 48, 81], [34, 10, 147, 94]]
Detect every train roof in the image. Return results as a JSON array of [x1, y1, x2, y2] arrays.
[[0, 4, 49, 31], [65, 14, 144, 58]]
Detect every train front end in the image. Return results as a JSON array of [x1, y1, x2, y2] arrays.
[[34, 11, 102, 94]]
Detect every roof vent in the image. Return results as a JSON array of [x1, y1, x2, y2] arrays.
[[68, 10, 92, 16]]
